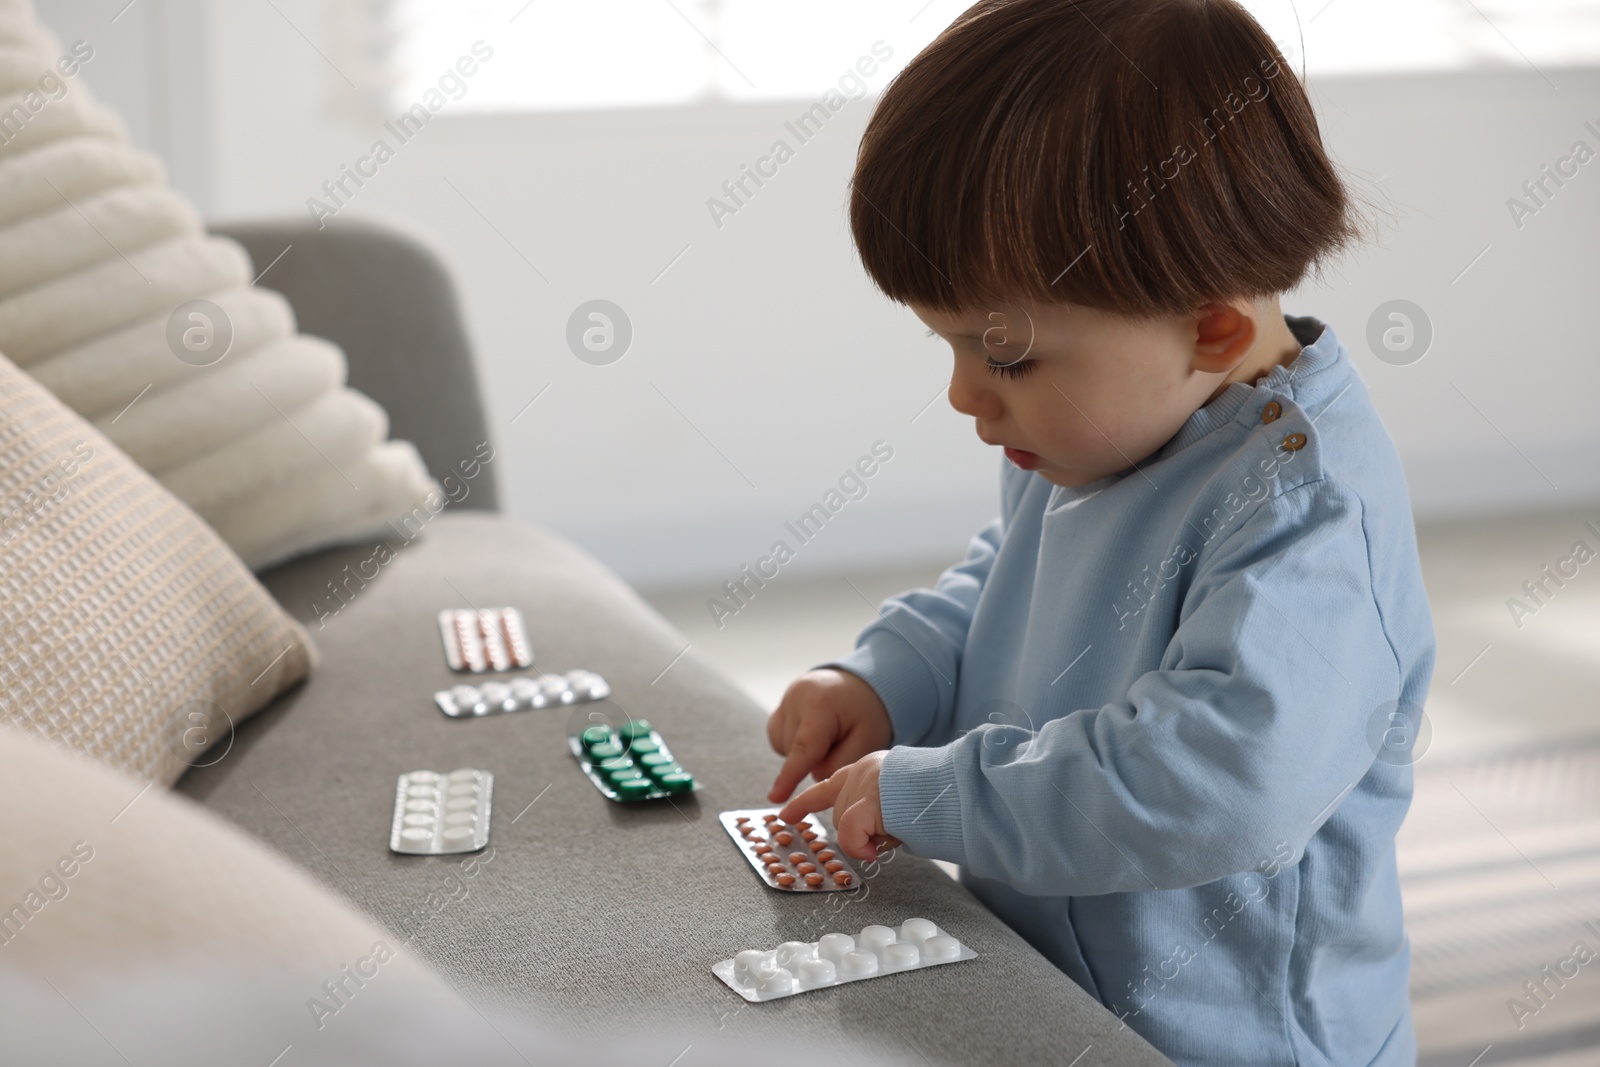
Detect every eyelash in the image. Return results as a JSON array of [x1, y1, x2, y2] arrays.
[[984, 359, 1037, 380], [924, 328, 1037, 379]]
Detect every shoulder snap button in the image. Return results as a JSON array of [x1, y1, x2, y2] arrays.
[[1281, 432, 1307, 451], [1261, 401, 1282, 423]]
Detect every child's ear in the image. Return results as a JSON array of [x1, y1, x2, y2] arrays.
[[1190, 303, 1257, 375]]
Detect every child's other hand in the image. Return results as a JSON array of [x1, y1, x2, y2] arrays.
[[766, 668, 892, 804], [778, 752, 901, 862]]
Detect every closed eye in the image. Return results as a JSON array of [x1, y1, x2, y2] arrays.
[[985, 359, 1036, 380]]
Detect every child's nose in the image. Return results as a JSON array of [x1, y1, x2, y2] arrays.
[[947, 364, 1003, 421]]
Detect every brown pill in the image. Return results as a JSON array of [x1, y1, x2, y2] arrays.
[[740, 826, 756, 837], [804, 873, 824, 887], [824, 860, 844, 873], [797, 862, 817, 875], [774, 831, 794, 846], [816, 849, 835, 862], [809, 840, 827, 853], [767, 863, 785, 876], [788, 851, 808, 865], [776, 873, 796, 887], [833, 872, 853, 887], [794, 820, 812, 830], [735, 816, 750, 825], [800, 830, 818, 842], [758, 851, 780, 864], [762, 813, 780, 823]]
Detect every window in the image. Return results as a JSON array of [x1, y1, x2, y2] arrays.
[[386, 0, 1600, 114]]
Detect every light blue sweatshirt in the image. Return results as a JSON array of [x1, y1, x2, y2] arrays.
[[829, 316, 1435, 1066]]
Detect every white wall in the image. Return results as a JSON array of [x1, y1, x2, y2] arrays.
[[34, 0, 1600, 587]]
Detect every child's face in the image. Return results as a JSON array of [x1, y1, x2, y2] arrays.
[[914, 299, 1272, 488]]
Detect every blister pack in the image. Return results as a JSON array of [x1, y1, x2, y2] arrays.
[[712, 918, 976, 1002], [390, 769, 492, 854], [569, 719, 698, 801], [720, 808, 860, 891], [437, 607, 533, 672], [434, 670, 610, 717]]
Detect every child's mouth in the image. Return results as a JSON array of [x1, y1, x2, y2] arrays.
[[1003, 447, 1041, 470]]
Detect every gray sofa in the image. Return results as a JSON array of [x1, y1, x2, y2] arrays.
[[184, 219, 1171, 1066]]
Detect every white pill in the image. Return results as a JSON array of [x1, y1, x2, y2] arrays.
[[444, 811, 476, 825], [900, 918, 938, 944], [923, 935, 961, 960], [447, 783, 477, 797], [733, 949, 767, 983], [540, 677, 569, 700], [775, 941, 815, 969], [883, 943, 920, 968], [408, 771, 440, 783], [818, 932, 855, 963], [446, 797, 476, 811], [797, 958, 837, 988], [448, 769, 479, 781], [442, 826, 474, 841], [400, 827, 431, 842], [402, 813, 433, 827], [859, 925, 897, 952], [406, 785, 436, 798], [756, 967, 794, 995], [510, 678, 540, 701], [404, 799, 435, 812], [840, 950, 879, 977]]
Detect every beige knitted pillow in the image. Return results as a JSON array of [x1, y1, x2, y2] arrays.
[[0, 352, 313, 784]]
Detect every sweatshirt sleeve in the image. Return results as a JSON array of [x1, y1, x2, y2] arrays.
[[877, 478, 1407, 896], [823, 517, 1000, 746]]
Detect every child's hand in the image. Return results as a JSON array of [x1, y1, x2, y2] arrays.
[[766, 668, 893, 804], [778, 752, 902, 862]]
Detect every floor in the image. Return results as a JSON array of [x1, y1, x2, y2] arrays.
[[641, 501, 1600, 1064]]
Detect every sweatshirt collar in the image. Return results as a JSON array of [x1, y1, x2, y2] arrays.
[[1155, 314, 1342, 456]]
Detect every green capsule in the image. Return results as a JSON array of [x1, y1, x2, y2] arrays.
[[638, 751, 674, 770], [580, 726, 614, 749], [647, 761, 684, 780], [608, 766, 646, 784], [588, 740, 623, 760], [657, 771, 694, 793], [625, 737, 661, 756], [597, 756, 635, 774], [619, 719, 653, 740], [616, 778, 654, 799]]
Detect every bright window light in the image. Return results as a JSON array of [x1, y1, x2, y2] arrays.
[[388, 0, 1600, 114]]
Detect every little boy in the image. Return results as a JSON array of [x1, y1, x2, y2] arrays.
[[769, 2, 1436, 1064]]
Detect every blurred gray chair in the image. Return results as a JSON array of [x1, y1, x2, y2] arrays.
[[211, 217, 499, 512]]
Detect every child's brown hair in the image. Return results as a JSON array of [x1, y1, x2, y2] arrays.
[[849, 0, 1364, 319]]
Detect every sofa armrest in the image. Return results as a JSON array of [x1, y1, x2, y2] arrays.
[[211, 216, 500, 512]]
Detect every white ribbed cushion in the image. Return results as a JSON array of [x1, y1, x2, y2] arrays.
[[0, 7, 439, 570]]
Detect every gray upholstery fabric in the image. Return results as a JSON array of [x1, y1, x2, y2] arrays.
[[179, 514, 1170, 1066], [210, 218, 499, 511]]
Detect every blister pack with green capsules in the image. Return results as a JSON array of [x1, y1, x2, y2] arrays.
[[568, 718, 699, 802]]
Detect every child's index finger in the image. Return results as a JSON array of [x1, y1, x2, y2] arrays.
[[777, 774, 842, 825]]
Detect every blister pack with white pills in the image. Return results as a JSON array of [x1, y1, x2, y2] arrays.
[[434, 670, 610, 717], [712, 918, 975, 1002], [437, 607, 533, 672], [390, 769, 492, 854], [720, 808, 860, 891]]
